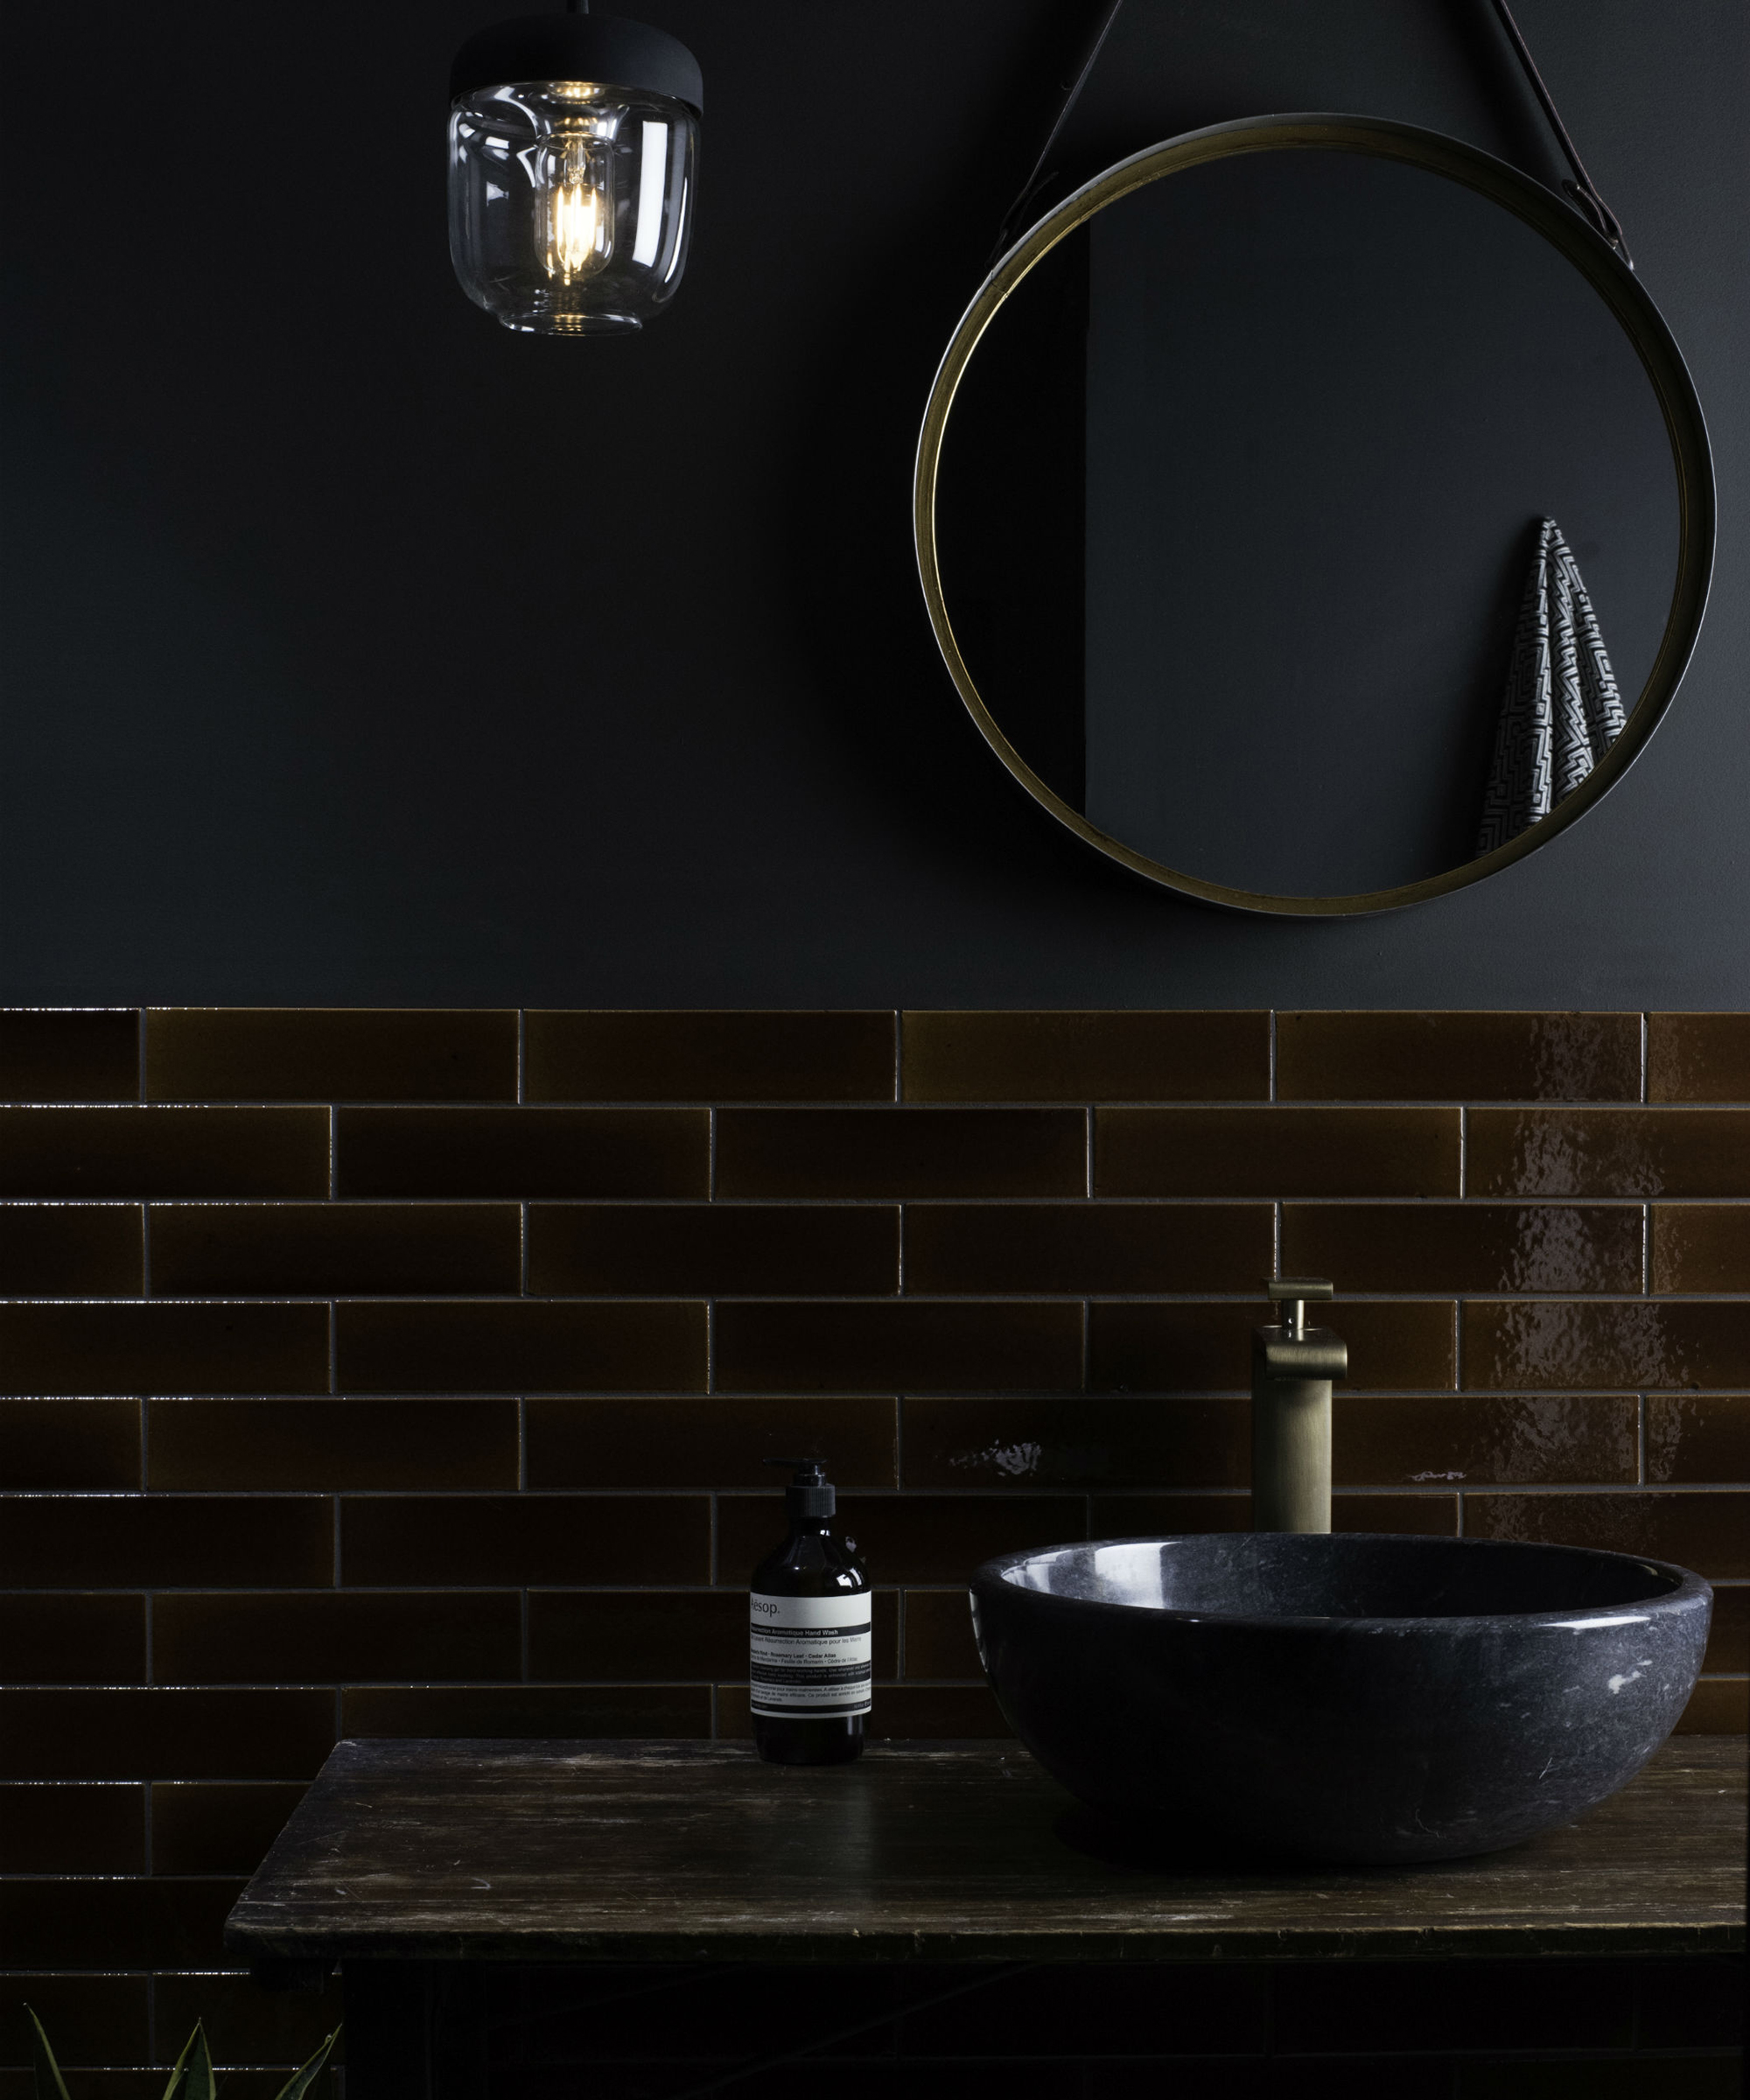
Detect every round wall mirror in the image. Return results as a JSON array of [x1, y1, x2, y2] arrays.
[[915, 116, 1714, 916]]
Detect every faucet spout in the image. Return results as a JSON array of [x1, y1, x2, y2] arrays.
[[1252, 1278, 1348, 1534]]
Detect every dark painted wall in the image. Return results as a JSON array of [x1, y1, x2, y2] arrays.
[[1, 0, 1744, 1005]]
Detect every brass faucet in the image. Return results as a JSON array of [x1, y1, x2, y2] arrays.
[[1252, 1278, 1348, 1533]]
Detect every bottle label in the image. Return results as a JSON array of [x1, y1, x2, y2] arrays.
[[749, 1591, 872, 1718]]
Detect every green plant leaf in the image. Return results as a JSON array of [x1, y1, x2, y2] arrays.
[[270, 2026, 340, 2100], [160, 2020, 215, 2100], [24, 2006, 72, 2100]]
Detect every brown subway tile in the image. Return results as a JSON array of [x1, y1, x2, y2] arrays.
[[0, 1596, 145, 1682], [0, 1206, 142, 1295], [528, 1204, 898, 1297], [1648, 1013, 1750, 1102], [341, 1494, 709, 1586], [716, 1109, 1086, 1200], [0, 1011, 139, 1103], [0, 1976, 147, 2065], [0, 1690, 335, 1779], [1678, 1678, 1748, 1732], [1282, 1205, 1642, 1294], [0, 1785, 145, 1872], [527, 1397, 897, 1490], [1277, 1012, 1641, 1103], [1464, 1492, 1750, 1577], [145, 1008, 516, 1102], [530, 1590, 898, 1682], [148, 1399, 519, 1491], [0, 1303, 328, 1395], [526, 1011, 895, 1102], [1090, 1493, 1459, 1536], [715, 1682, 1008, 1740], [338, 1108, 705, 1199], [0, 1400, 139, 1488], [341, 1684, 711, 1738], [904, 1590, 984, 1679], [902, 1397, 1245, 1490], [152, 1973, 345, 2072], [0, 1107, 327, 1199], [1470, 1108, 1750, 1197], [337, 1299, 705, 1394], [1096, 1108, 1460, 1197], [901, 1012, 1269, 1102], [716, 1494, 1087, 1586], [1463, 1299, 1750, 1390], [1652, 1206, 1750, 1292], [1334, 1396, 1639, 1488], [1701, 1586, 1749, 1672], [0, 1878, 239, 1968], [1646, 1395, 1750, 1485], [0, 1496, 329, 1588], [715, 1301, 1082, 1394], [150, 1202, 521, 1297], [1089, 1300, 1454, 1393], [150, 1782, 308, 1874], [153, 1591, 521, 1684], [906, 1204, 1270, 1295]]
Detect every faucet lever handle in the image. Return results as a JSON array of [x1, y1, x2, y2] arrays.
[[1265, 1276, 1334, 1340]]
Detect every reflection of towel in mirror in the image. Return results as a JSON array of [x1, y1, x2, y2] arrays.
[[1475, 518, 1627, 857]]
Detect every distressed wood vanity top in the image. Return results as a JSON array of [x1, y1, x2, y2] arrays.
[[225, 1736, 1745, 1967]]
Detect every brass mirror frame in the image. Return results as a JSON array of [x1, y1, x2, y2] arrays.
[[914, 113, 1716, 917]]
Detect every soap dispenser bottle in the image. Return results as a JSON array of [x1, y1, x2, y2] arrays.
[[749, 1458, 871, 1766]]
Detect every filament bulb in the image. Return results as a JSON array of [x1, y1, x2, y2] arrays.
[[538, 131, 611, 284]]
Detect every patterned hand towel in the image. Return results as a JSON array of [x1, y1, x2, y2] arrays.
[[1475, 517, 1626, 857]]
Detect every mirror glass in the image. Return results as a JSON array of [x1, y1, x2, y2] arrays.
[[932, 145, 1683, 900]]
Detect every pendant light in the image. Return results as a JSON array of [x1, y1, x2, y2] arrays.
[[448, 0, 703, 336]]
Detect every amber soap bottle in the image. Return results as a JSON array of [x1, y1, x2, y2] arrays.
[[750, 1459, 872, 1765]]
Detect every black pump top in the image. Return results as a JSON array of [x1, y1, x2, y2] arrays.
[[765, 1457, 836, 1522]]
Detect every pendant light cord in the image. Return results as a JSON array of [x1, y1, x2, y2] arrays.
[[988, 0, 1631, 270]]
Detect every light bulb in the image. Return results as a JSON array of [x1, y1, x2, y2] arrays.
[[538, 131, 612, 284]]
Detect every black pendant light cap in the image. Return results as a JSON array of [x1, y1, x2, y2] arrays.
[[450, 11, 703, 114]]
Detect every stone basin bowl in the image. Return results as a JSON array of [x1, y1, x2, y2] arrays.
[[970, 1533, 1711, 1865]]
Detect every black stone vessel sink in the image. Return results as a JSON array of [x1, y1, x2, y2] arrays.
[[970, 1534, 1711, 1865]]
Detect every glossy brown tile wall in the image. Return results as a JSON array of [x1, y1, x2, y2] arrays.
[[0, 1007, 1742, 2088]]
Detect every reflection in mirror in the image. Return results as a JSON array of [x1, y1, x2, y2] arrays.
[[934, 148, 1679, 898]]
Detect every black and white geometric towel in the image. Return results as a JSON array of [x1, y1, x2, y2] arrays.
[[1475, 517, 1627, 857]]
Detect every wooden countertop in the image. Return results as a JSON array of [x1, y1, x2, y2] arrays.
[[225, 1736, 1746, 1969]]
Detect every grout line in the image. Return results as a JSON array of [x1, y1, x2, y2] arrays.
[[141, 1203, 151, 1299], [708, 1106, 717, 1200], [327, 1303, 338, 1395], [136, 1009, 147, 1104], [1271, 1199, 1282, 1279], [1640, 1012, 1649, 1103], [1084, 1105, 1095, 1198], [516, 1009, 526, 1105], [517, 1397, 528, 1492], [892, 1008, 903, 1103], [1457, 1104, 1466, 1199], [1642, 1200, 1652, 1294], [138, 1396, 150, 1494], [705, 1299, 715, 1394], [327, 1105, 337, 1200], [896, 1203, 906, 1296], [1637, 1395, 1648, 1487], [1268, 1011, 1277, 1101], [520, 1200, 530, 1296]]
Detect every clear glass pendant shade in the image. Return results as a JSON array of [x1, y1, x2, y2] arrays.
[[449, 80, 697, 334]]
